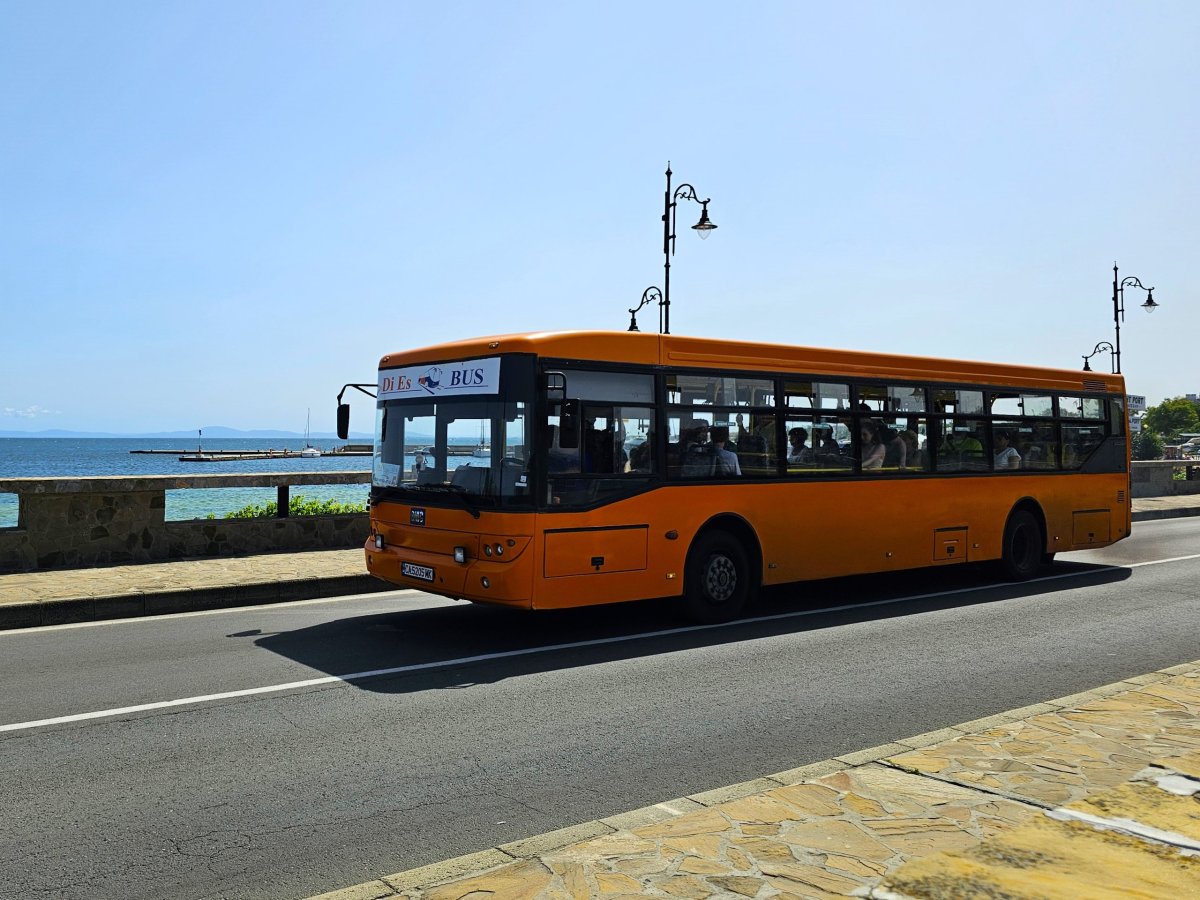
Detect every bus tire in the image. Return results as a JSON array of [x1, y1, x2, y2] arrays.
[[1000, 509, 1043, 581], [681, 530, 750, 623]]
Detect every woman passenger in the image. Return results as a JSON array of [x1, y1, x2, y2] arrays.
[[860, 420, 885, 470], [994, 430, 1022, 470]]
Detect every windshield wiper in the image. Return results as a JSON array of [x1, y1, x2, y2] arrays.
[[444, 484, 482, 519]]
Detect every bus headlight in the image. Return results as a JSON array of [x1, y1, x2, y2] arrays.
[[454, 546, 467, 564], [375, 534, 385, 550]]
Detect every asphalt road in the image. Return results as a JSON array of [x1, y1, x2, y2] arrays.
[[1, 518, 1198, 900]]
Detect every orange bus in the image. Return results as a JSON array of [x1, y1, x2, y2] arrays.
[[337, 331, 1130, 622]]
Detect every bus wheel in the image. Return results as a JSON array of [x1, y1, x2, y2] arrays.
[[682, 531, 750, 623], [1000, 509, 1043, 581]]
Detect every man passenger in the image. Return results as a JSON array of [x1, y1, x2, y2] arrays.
[[710, 425, 742, 476]]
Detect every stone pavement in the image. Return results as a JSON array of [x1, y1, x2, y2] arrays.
[[0, 547, 386, 629], [1131, 492, 1200, 521], [0, 495, 1194, 631], [310, 662, 1200, 900]]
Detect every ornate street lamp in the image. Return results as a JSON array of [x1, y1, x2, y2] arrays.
[[628, 286, 662, 332], [1110, 262, 1158, 374], [659, 162, 717, 334], [1081, 341, 1114, 372]]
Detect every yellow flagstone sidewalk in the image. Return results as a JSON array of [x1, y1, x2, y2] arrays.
[[312, 661, 1200, 900]]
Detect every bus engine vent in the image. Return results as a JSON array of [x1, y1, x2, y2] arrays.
[[1117, 490, 1126, 503], [1083, 378, 1107, 391]]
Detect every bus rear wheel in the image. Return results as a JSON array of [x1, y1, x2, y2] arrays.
[[1000, 509, 1043, 581], [681, 530, 750, 623]]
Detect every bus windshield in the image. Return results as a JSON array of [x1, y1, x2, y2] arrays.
[[373, 396, 532, 509], [372, 356, 534, 509]]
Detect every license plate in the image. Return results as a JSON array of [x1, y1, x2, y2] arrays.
[[401, 561, 435, 582]]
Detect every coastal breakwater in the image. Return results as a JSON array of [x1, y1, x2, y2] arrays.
[[0, 472, 371, 573]]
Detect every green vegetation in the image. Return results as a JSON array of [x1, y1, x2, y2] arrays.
[[1131, 431, 1164, 461], [1142, 396, 1200, 443], [207, 495, 367, 519]]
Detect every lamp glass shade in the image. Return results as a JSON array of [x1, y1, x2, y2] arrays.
[[1141, 291, 1158, 313]]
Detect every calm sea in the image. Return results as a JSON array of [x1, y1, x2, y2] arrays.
[[0, 438, 375, 527]]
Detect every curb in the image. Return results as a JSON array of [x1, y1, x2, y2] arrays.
[[1132, 505, 1200, 522], [0, 574, 391, 630], [307, 661, 1200, 900]]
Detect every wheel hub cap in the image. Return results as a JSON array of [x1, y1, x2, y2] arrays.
[[705, 555, 736, 603]]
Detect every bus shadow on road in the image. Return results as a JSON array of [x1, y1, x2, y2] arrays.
[[252, 561, 1131, 695]]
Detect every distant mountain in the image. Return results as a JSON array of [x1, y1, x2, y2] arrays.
[[0, 427, 374, 440]]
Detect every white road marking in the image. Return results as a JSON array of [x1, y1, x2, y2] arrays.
[[0, 589, 423, 636], [3, 552, 1198, 735], [1126, 553, 1200, 568]]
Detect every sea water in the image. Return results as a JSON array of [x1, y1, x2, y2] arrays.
[[0, 438, 383, 527]]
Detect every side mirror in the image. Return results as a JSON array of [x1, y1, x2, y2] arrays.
[[558, 399, 580, 449], [336, 404, 350, 441]]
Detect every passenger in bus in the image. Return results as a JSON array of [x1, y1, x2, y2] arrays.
[[681, 419, 716, 477], [942, 424, 985, 469], [814, 425, 841, 463], [860, 420, 886, 470], [1024, 426, 1055, 468], [880, 422, 907, 469], [898, 428, 921, 468], [994, 430, 1022, 469], [734, 412, 772, 471], [735, 412, 774, 449], [787, 427, 813, 464], [628, 434, 653, 473], [710, 425, 742, 476]]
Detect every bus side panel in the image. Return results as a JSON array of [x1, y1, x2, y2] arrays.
[[753, 474, 1130, 583], [531, 502, 695, 610], [529, 472, 1132, 610]]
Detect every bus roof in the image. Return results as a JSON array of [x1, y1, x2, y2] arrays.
[[379, 330, 1125, 394]]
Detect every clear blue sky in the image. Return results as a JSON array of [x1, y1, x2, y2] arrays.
[[2, 1, 1195, 433]]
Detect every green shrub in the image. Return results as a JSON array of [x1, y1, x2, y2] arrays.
[[206, 494, 368, 520], [1131, 431, 1163, 461]]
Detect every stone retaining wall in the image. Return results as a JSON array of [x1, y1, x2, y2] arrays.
[[1130, 459, 1200, 498], [1, 464, 1189, 572], [0, 472, 371, 573]]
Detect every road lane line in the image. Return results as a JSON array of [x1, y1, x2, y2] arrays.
[[4, 552, 1198, 735], [1125, 553, 1200, 568], [0, 589, 423, 636]]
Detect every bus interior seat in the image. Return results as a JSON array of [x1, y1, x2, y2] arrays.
[[451, 464, 490, 493], [498, 457, 525, 496]]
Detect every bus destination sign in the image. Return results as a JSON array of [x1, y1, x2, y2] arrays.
[[378, 357, 502, 399]]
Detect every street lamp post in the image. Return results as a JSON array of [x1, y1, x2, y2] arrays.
[[1110, 262, 1158, 374], [1081, 341, 1114, 372], [659, 162, 717, 334], [627, 286, 662, 333]]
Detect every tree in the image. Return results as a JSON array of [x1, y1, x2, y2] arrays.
[[1132, 430, 1163, 460], [1142, 397, 1200, 442]]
